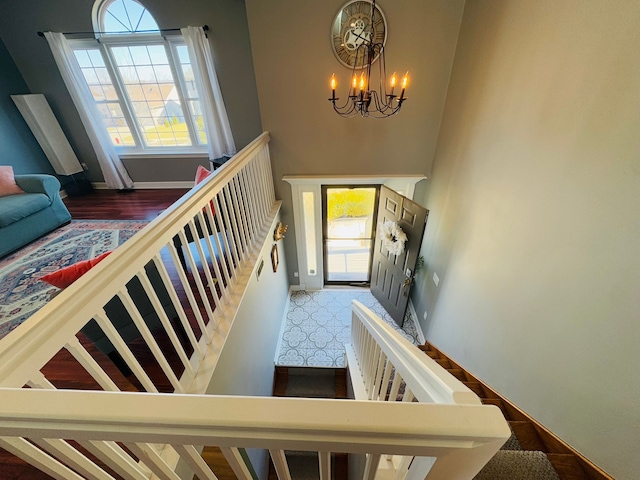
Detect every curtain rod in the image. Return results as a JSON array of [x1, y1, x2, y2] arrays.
[[37, 25, 208, 38]]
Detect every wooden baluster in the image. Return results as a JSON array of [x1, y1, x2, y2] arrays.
[[94, 310, 159, 393], [118, 288, 184, 393], [169, 234, 212, 343], [269, 449, 292, 480], [220, 447, 256, 480], [137, 270, 195, 377], [173, 445, 219, 480], [319, 451, 332, 480], [152, 255, 205, 358]]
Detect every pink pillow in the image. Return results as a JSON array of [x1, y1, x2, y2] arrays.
[[0, 166, 26, 197], [195, 165, 216, 214], [195, 165, 212, 184], [40, 251, 112, 289]]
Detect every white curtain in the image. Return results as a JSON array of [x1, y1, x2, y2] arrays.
[[181, 26, 236, 160], [44, 32, 134, 190]]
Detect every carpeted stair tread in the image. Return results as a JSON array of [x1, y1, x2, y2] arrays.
[[284, 451, 319, 480], [281, 451, 347, 480], [501, 425, 523, 451], [474, 450, 560, 480], [284, 367, 339, 398]]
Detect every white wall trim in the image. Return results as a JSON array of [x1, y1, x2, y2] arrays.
[[409, 300, 426, 344], [92, 181, 194, 190], [283, 174, 426, 185]]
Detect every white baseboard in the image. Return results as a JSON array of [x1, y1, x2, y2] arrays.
[[408, 300, 426, 344], [290, 283, 305, 291], [92, 181, 194, 190]]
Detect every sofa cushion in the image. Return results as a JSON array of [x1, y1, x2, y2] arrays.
[[0, 193, 51, 227]]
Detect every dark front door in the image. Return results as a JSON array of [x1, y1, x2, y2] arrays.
[[370, 185, 428, 326]]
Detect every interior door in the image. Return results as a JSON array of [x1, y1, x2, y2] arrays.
[[370, 185, 428, 326]]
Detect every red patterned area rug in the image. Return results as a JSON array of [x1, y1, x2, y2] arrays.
[[0, 220, 148, 339]]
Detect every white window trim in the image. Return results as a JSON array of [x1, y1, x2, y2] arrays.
[[69, 35, 209, 157], [283, 175, 426, 290]]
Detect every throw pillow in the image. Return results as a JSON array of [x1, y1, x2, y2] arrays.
[[195, 164, 212, 185], [0, 166, 26, 197], [40, 251, 112, 289], [195, 165, 216, 215]]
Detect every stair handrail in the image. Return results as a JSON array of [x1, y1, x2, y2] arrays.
[[0, 131, 275, 389], [350, 300, 480, 405], [0, 387, 511, 480]]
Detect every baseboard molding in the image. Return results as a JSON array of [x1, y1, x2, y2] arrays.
[[424, 342, 615, 480], [289, 283, 305, 292], [92, 181, 194, 190], [408, 300, 426, 344]]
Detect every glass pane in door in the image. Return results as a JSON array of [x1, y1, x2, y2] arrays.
[[324, 186, 377, 283]]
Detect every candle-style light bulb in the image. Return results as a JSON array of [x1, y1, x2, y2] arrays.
[[351, 75, 357, 96], [389, 71, 397, 96], [400, 71, 409, 100], [330, 74, 337, 100], [359, 72, 366, 91]]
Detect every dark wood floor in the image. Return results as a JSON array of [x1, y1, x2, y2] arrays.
[[0, 188, 200, 480], [63, 188, 189, 220]]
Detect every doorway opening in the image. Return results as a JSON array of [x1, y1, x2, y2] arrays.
[[322, 185, 379, 285]]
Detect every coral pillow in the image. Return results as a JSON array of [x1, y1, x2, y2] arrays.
[[40, 251, 112, 289], [195, 165, 212, 185], [195, 165, 216, 215], [0, 166, 26, 197]]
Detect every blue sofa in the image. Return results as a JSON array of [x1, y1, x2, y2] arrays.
[[0, 174, 71, 258]]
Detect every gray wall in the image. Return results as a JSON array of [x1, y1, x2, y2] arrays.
[[0, 0, 262, 183], [412, 1, 640, 478], [0, 36, 54, 175], [207, 212, 290, 480], [244, 0, 465, 284]]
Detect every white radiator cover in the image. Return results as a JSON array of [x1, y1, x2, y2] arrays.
[[11, 94, 83, 176]]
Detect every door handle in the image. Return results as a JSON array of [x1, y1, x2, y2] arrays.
[[402, 277, 411, 296]]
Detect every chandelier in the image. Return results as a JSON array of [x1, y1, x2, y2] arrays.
[[329, 0, 408, 118]]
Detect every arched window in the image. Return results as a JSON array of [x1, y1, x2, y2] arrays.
[[95, 0, 160, 34], [69, 0, 207, 152]]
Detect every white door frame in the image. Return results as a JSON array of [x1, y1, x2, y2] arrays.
[[283, 175, 426, 290]]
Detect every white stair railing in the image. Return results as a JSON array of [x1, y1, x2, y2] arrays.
[[345, 300, 511, 480], [0, 129, 508, 479], [0, 132, 280, 477], [0, 388, 510, 480]]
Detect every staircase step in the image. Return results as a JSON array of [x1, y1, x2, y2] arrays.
[[463, 381, 486, 397], [482, 398, 528, 421], [279, 367, 347, 399], [546, 454, 590, 480], [446, 368, 468, 381], [274, 366, 289, 397], [435, 358, 452, 368], [474, 450, 560, 480], [509, 421, 547, 451], [501, 424, 523, 451], [274, 451, 347, 480]]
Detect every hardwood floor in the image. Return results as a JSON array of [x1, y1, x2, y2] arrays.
[[0, 188, 201, 480], [63, 188, 189, 220]]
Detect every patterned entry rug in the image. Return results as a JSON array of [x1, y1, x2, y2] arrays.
[[277, 289, 421, 368], [0, 220, 148, 339]]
